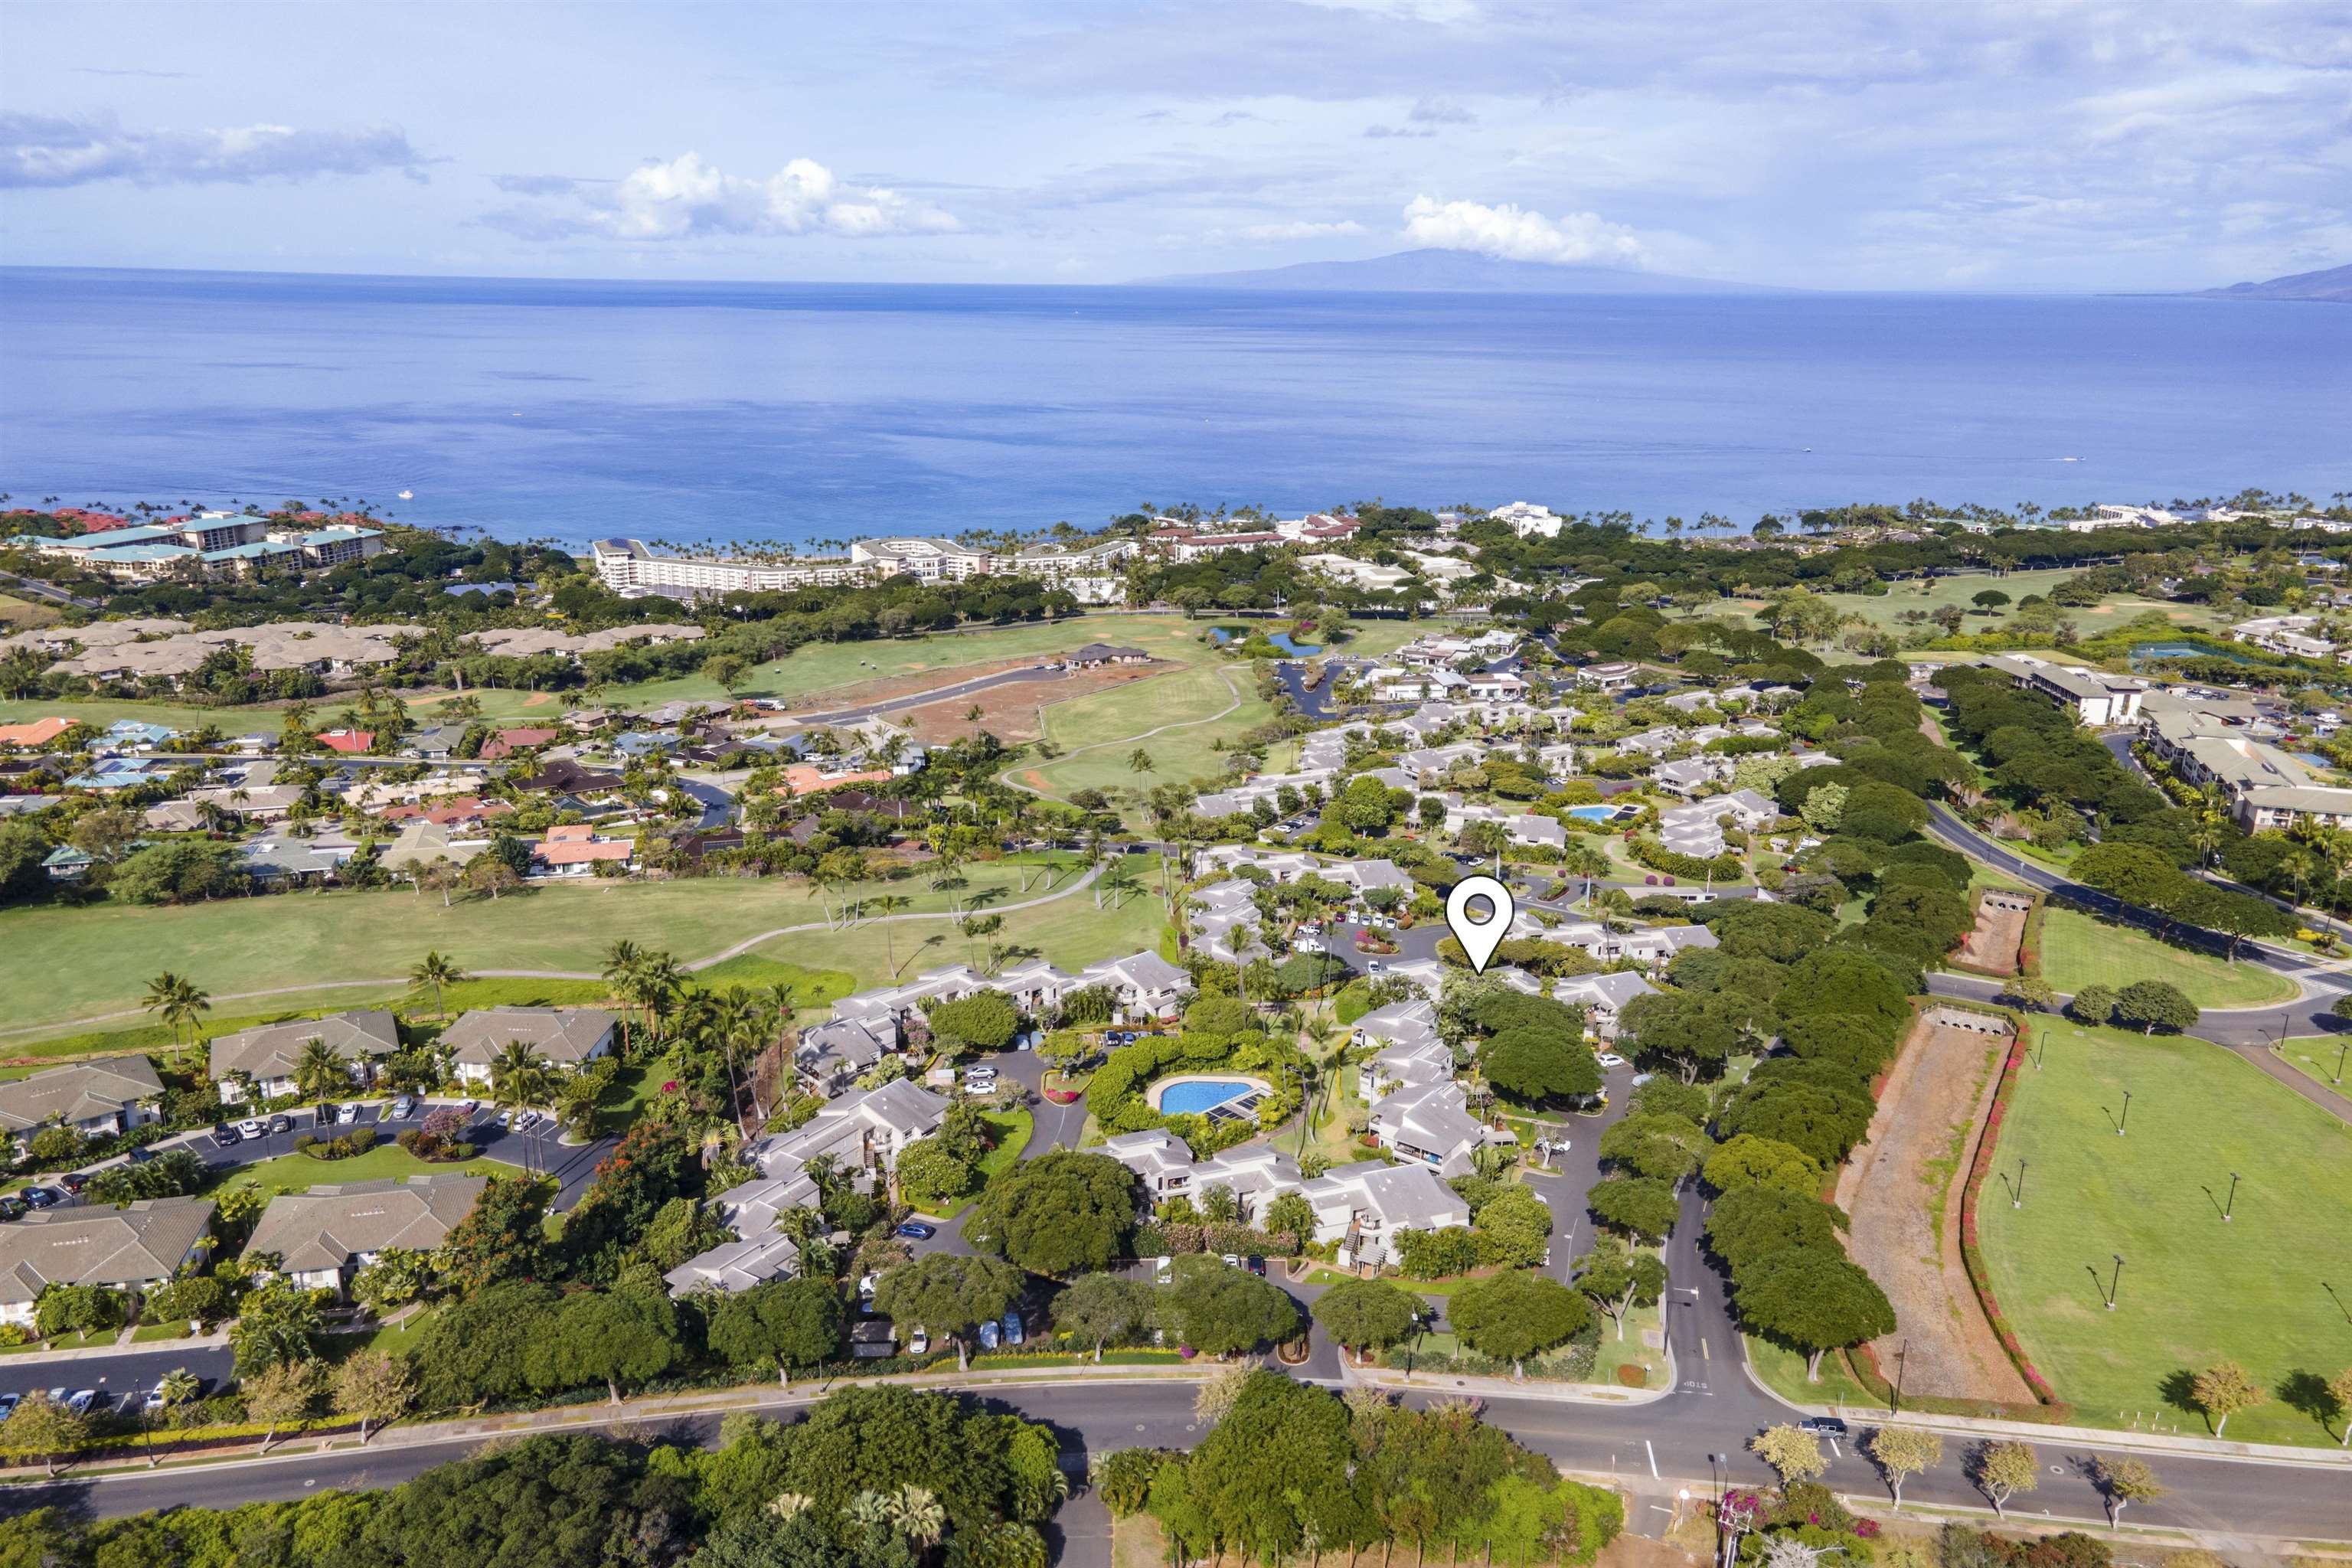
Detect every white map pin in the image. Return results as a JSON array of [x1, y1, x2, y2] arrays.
[[1445, 874, 1515, 974]]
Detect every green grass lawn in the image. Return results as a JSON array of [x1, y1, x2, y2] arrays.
[[739, 859, 1168, 993], [1975, 1025, 2352, 1445], [211, 1144, 517, 1200], [0, 855, 1102, 1035], [1745, 1334, 1882, 1410], [0, 1328, 119, 1354], [1810, 571, 2223, 637], [2035, 905, 2297, 1008], [131, 1320, 198, 1343], [2278, 1037, 2352, 1093], [1021, 665, 1276, 802]]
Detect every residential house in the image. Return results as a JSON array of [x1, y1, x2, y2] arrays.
[[1365, 1078, 1495, 1178], [793, 1015, 904, 1097], [1575, 661, 1638, 691], [1987, 655, 2146, 727], [243, 1175, 485, 1298], [1064, 643, 1151, 668], [0, 1198, 217, 1326], [209, 1011, 401, 1102], [1097, 1135, 1471, 1268], [444, 1007, 616, 1086], [532, 822, 635, 876], [1076, 952, 1191, 1021], [0, 1057, 165, 1148], [1443, 800, 1568, 851]]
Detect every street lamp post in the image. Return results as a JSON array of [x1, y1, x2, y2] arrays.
[[2013, 1158, 2027, 1209], [2223, 1171, 2241, 1222], [2035, 1029, 2047, 1070], [2335, 1040, 2347, 1085], [2105, 1253, 2126, 1310], [2117, 1089, 2132, 1136]]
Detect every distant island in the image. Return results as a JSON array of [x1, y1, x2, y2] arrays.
[[2195, 261, 2351, 303], [1135, 247, 1780, 294]]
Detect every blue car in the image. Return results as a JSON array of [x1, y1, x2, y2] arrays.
[[896, 1221, 936, 1240]]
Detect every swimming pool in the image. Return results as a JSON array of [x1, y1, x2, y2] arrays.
[[1153, 1077, 1261, 1116], [1566, 804, 1625, 822]]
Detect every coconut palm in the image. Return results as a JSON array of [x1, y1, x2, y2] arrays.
[[768, 1491, 814, 1521], [487, 1040, 554, 1121], [143, 1366, 204, 1467], [868, 894, 913, 974], [142, 972, 210, 1050], [292, 1037, 351, 1106], [408, 951, 465, 1021]]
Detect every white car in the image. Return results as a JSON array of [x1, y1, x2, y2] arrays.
[[1595, 1053, 1628, 1070], [237, 1119, 264, 1140], [336, 1102, 361, 1125], [1366, 959, 1386, 974], [1295, 936, 1325, 954], [906, 1326, 930, 1355]]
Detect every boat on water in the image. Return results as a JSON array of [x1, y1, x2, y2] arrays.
[[397, 488, 414, 499]]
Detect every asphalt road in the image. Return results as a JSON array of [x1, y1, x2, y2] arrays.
[[16, 1374, 2348, 1541]]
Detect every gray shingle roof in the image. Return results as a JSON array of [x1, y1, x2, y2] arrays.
[[442, 1006, 616, 1066], [0, 1057, 164, 1132], [0, 1197, 215, 1302], [209, 1011, 400, 1084], [244, 1175, 486, 1274]]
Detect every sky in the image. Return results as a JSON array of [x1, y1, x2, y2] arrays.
[[2, 1, 2347, 292]]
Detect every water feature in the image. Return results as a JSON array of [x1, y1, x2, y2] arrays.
[[2130, 641, 2258, 665], [1566, 804, 1627, 822], [1210, 626, 1321, 655]]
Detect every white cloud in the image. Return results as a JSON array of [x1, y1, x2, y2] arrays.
[[488, 152, 956, 241], [1408, 98, 1477, 126], [0, 112, 426, 188], [1240, 219, 1367, 240], [1400, 194, 1644, 265]]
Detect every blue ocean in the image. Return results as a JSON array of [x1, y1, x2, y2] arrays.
[[2, 266, 2346, 550]]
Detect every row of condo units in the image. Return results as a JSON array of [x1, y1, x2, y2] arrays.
[[1100, 1133, 1471, 1270], [2231, 614, 2348, 663], [2137, 690, 2352, 832], [665, 1079, 950, 1296], [1187, 846, 1418, 961], [6, 512, 386, 582], [590, 536, 1139, 602], [1141, 513, 1361, 561], [1653, 788, 1784, 859]]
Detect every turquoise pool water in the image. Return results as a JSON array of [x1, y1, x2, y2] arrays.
[[1566, 804, 1625, 822], [1156, 1078, 1257, 1116]]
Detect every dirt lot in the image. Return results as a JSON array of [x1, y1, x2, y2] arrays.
[[1954, 892, 2031, 975], [1836, 1014, 2035, 1403], [896, 663, 1162, 746]]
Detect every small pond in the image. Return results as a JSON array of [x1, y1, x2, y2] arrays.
[[1210, 626, 1321, 655]]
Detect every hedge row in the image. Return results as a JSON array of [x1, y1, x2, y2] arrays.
[[1625, 836, 1743, 883]]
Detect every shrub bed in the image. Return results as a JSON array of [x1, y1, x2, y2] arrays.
[[1955, 1025, 2066, 1409]]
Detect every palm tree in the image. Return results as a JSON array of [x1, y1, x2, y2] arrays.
[[408, 951, 465, 1020], [292, 1037, 351, 1106], [553, 1074, 603, 1139], [602, 941, 644, 1057], [774, 1205, 830, 1277], [889, 1485, 946, 1550], [144, 1366, 203, 1467], [846, 1491, 897, 1536], [1128, 747, 1155, 776], [637, 954, 686, 1044], [487, 1039, 554, 1125], [869, 894, 913, 974], [142, 973, 210, 1050]]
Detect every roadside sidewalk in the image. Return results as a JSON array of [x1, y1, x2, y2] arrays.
[[0, 1327, 230, 1367], [1348, 1361, 1675, 1407], [1809, 1401, 2352, 1468]]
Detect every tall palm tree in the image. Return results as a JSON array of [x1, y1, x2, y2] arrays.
[[142, 973, 210, 1050], [408, 951, 465, 1021], [602, 941, 644, 1057], [292, 1037, 350, 1105], [707, 987, 764, 1130], [143, 1366, 204, 1468], [488, 1040, 554, 1123], [869, 894, 913, 974]]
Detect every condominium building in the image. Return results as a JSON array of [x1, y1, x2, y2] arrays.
[[590, 539, 866, 597]]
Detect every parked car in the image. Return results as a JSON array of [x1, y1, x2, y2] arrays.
[[269, 1113, 293, 1135], [1152, 1255, 1173, 1285], [126, 1144, 155, 1164], [1366, 960, 1386, 974], [336, 1102, 361, 1125], [64, 1390, 97, 1415], [1796, 1416, 1849, 1438], [237, 1119, 264, 1140], [0, 1393, 18, 1422], [0, 1197, 25, 1223], [1001, 1309, 1024, 1347], [896, 1221, 936, 1240], [212, 1122, 240, 1145], [1220, 1253, 1242, 1269], [22, 1187, 60, 1210], [906, 1327, 929, 1356], [1246, 1256, 1267, 1276], [390, 1096, 416, 1120], [58, 1171, 90, 1194], [1595, 1053, 1627, 1070], [857, 1272, 878, 1307], [977, 1318, 1001, 1351], [459, 1099, 480, 1116]]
